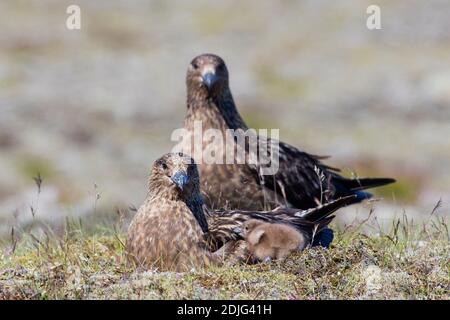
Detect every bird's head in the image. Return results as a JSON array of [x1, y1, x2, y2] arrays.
[[233, 219, 264, 238], [149, 152, 200, 199], [186, 53, 229, 97]]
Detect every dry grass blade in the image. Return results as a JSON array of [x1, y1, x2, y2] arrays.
[[32, 172, 43, 194], [430, 199, 443, 216]]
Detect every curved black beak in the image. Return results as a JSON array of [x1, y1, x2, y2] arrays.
[[202, 72, 218, 90], [171, 171, 189, 190]]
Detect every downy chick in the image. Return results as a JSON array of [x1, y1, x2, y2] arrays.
[[235, 219, 307, 262]]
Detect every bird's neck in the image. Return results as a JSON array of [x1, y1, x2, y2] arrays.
[[185, 194, 209, 233], [148, 179, 180, 201], [185, 88, 248, 132], [147, 187, 209, 234]]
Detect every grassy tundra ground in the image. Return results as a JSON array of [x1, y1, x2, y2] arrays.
[[1, 215, 448, 300]]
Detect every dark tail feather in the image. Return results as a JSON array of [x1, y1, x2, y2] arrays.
[[311, 178, 395, 249], [311, 214, 337, 248], [312, 228, 334, 248], [300, 196, 356, 249], [295, 195, 356, 222], [342, 177, 396, 191], [353, 190, 373, 203]]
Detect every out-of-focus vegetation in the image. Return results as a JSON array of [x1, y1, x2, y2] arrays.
[[1, 1, 449, 236]]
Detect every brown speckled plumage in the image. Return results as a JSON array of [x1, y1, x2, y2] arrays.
[[126, 153, 218, 272], [127, 153, 355, 270], [182, 54, 395, 211]]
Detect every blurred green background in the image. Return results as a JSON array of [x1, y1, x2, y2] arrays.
[[1, 0, 449, 236]]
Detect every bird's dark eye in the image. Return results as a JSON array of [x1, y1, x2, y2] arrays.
[[161, 163, 168, 170], [217, 63, 225, 71], [192, 62, 199, 69]]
